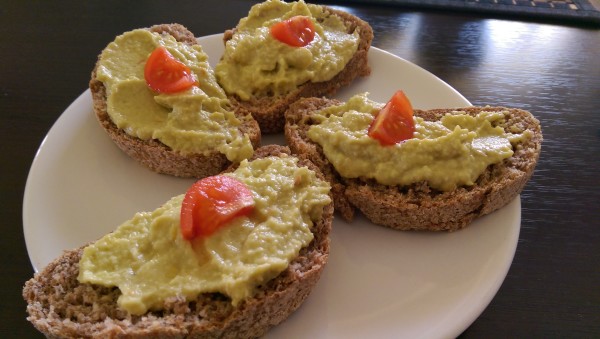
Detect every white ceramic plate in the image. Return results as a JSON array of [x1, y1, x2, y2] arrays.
[[23, 34, 520, 339]]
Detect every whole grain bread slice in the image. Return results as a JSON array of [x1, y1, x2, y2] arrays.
[[285, 97, 543, 231], [90, 24, 261, 178], [222, 6, 373, 133], [23, 145, 334, 339]]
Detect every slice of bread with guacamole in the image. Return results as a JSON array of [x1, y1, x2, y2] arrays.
[[216, 0, 373, 133], [90, 24, 261, 178], [284, 94, 543, 231], [23, 144, 334, 338]]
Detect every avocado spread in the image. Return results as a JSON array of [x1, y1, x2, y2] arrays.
[[77, 155, 331, 315], [215, 0, 359, 100], [307, 93, 531, 191], [96, 29, 253, 161]]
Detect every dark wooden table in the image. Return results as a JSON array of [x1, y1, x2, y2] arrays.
[[2, 1, 599, 337]]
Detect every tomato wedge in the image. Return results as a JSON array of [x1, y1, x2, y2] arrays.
[[270, 16, 315, 47], [144, 46, 197, 93], [180, 175, 255, 240], [368, 90, 416, 145]]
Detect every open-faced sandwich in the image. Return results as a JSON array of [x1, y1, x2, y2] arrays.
[[215, 0, 373, 133], [23, 145, 333, 338], [285, 91, 543, 231], [90, 24, 260, 178]]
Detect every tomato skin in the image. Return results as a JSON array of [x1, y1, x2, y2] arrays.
[[270, 16, 315, 47], [144, 46, 197, 93], [368, 90, 416, 145], [180, 175, 255, 240]]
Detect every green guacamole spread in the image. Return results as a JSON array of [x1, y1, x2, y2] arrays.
[[77, 155, 331, 315], [307, 93, 531, 191], [215, 0, 359, 100], [96, 29, 253, 161]]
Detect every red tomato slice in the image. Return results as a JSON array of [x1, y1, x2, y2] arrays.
[[368, 90, 416, 145], [180, 175, 255, 240], [270, 16, 315, 47], [144, 46, 197, 93]]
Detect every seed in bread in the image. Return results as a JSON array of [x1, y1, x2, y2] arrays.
[[285, 96, 543, 231], [90, 24, 261, 178], [23, 145, 334, 338], [216, 0, 373, 133]]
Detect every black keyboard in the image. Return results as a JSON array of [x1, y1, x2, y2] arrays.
[[328, 0, 600, 25]]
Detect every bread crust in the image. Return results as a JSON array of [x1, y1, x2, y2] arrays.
[[222, 6, 373, 133], [285, 97, 543, 231], [90, 24, 261, 178], [23, 145, 334, 338]]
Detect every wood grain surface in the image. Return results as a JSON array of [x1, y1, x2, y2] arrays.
[[1, 1, 598, 337]]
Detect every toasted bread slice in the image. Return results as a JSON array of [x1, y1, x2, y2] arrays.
[[285, 97, 543, 231], [222, 6, 373, 133], [90, 24, 261, 178], [23, 145, 334, 338]]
